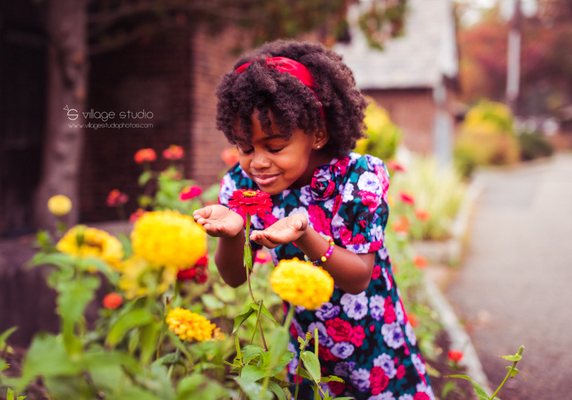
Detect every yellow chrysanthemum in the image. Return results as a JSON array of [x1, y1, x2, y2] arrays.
[[166, 307, 217, 342], [47, 194, 72, 216], [131, 210, 206, 269], [270, 259, 334, 310], [118, 256, 177, 299], [57, 225, 123, 268]]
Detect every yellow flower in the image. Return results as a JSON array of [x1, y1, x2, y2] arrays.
[[166, 307, 218, 342], [118, 256, 177, 299], [57, 225, 123, 268], [131, 210, 206, 269], [270, 259, 334, 310], [47, 194, 72, 216]]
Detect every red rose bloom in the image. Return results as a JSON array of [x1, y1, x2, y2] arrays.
[[162, 145, 184, 160], [328, 381, 346, 396], [228, 189, 272, 218], [369, 366, 389, 395], [349, 325, 365, 347], [134, 148, 156, 164], [325, 318, 352, 342]]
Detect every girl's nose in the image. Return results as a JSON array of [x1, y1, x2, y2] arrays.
[[251, 151, 271, 170]]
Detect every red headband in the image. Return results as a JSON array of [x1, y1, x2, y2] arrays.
[[235, 56, 324, 118]]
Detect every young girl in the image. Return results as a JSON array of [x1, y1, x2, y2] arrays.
[[193, 40, 434, 400]]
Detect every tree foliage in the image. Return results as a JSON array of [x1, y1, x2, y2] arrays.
[[458, 0, 572, 116]]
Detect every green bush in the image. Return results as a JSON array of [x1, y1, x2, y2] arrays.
[[390, 156, 467, 241], [454, 100, 520, 177], [354, 97, 402, 161], [518, 130, 554, 161]]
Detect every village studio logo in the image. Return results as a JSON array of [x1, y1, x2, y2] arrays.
[[64, 105, 155, 130]]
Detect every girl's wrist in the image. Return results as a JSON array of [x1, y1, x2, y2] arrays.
[[294, 227, 333, 265]]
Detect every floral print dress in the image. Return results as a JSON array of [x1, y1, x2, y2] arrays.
[[219, 153, 434, 400]]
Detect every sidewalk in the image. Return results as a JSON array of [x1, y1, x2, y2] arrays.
[[446, 154, 572, 399]]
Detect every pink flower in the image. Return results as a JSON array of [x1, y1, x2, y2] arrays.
[[371, 265, 381, 280], [384, 297, 396, 323], [359, 190, 379, 211], [309, 204, 332, 236], [349, 325, 365, 347], [398, 191, 415, 205], [387, 160, 406, 172], [369, 366, 389, 395], [180, 185, 203, 201]]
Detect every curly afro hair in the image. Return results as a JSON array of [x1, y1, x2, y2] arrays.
[[216, 40, 367, 157]]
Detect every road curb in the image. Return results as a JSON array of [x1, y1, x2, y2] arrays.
[[420, 173, 492, 393]]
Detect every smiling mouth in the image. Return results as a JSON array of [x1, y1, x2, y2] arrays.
[[252, 174, 279, 186]]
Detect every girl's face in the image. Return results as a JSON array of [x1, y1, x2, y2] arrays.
[[236, 112, 328, 195]]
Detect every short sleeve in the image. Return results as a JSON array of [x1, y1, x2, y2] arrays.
[[331, 154, 390, 254]]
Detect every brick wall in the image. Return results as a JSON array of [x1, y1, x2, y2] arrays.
[[189, 26, 247, 187], [80, 27, 192, 222]]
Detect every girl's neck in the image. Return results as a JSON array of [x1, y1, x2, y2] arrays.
[[290, 151, 333, 189]]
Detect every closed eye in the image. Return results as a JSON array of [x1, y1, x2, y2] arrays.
[[267, 146, 285, 153]]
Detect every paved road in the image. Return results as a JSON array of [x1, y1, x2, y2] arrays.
[[446, 154, 572, 400]]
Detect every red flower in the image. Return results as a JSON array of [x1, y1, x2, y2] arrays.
[[106, 189, 128, 207], [387, 160, 406, 172], [221, 147, 239, 166], [398, 191, 415, 205], [414, 393, 431, 400], [103, 293, 123, 309], [327, 381, 345, 396], [177, 255, 209, 283], [228, 189, 272, 218], [369, 366, 389, 395], [448, 350, 464, 363], [384, 297, 396, 323], [349, 325, 365, 347], [396, 364, 406, 379], [129, 208, 145, 223], [318, 344, 338, 362], [371, 265, 381, 280], [325, 318, 352, 342], [180, 185, 203, 201], [134, 148, 156, 164], [163, 145, 184, 160]]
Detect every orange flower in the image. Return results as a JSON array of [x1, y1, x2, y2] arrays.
[[221, 147, 239, 166], [103, 293, 123, 309], [180, 185, 203, 201], [106, 189, 128, 207], [448, 350, 464, 363], [134, 148, 157, 164], [398, 192, 415, 205], [163, 145, 184, 160], [413, 255, 427, 269], [408, 313, 418, 328], [415, 209, 430, 221], [392, 215, 410, 234], [228, 189, 272, 218]]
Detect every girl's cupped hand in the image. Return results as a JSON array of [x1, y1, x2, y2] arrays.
[[250, 213, 308, 248], [193, 205, 244, 238]]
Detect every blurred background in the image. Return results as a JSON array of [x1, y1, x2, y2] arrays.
[[1, 0, 571, 398], [0, 0, 569, 235]]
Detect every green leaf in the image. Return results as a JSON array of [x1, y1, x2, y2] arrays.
[[232, 304, 256, 334], [268, 327, 289, 368], [321, 375, 344, 383], [234, 377, 272, 400], [29, 252, 75, 269], [242, 344, 264, 364], [79, 256, 119, 285], [138, 171, 153, 186], [300, 351, 321, 384], [106, 308, 154, 346], [240, 364, 266, 383], [201, 293, 225, 310], [0, 326, 17, 348], [139, 322, 161, 365], [506, 365, 520, 378], [446, 374, 490, 400], [213, 283, 236, 302], [501, 354, 522, 362], [15, 334, 81, 392], [177, 373, 228, 400], [267, 380, 289, 400]]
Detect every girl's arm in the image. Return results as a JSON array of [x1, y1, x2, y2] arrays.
[[193, 205, 248, 287], [295, 226, 374, 294], [250, 214, 374, 294]]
